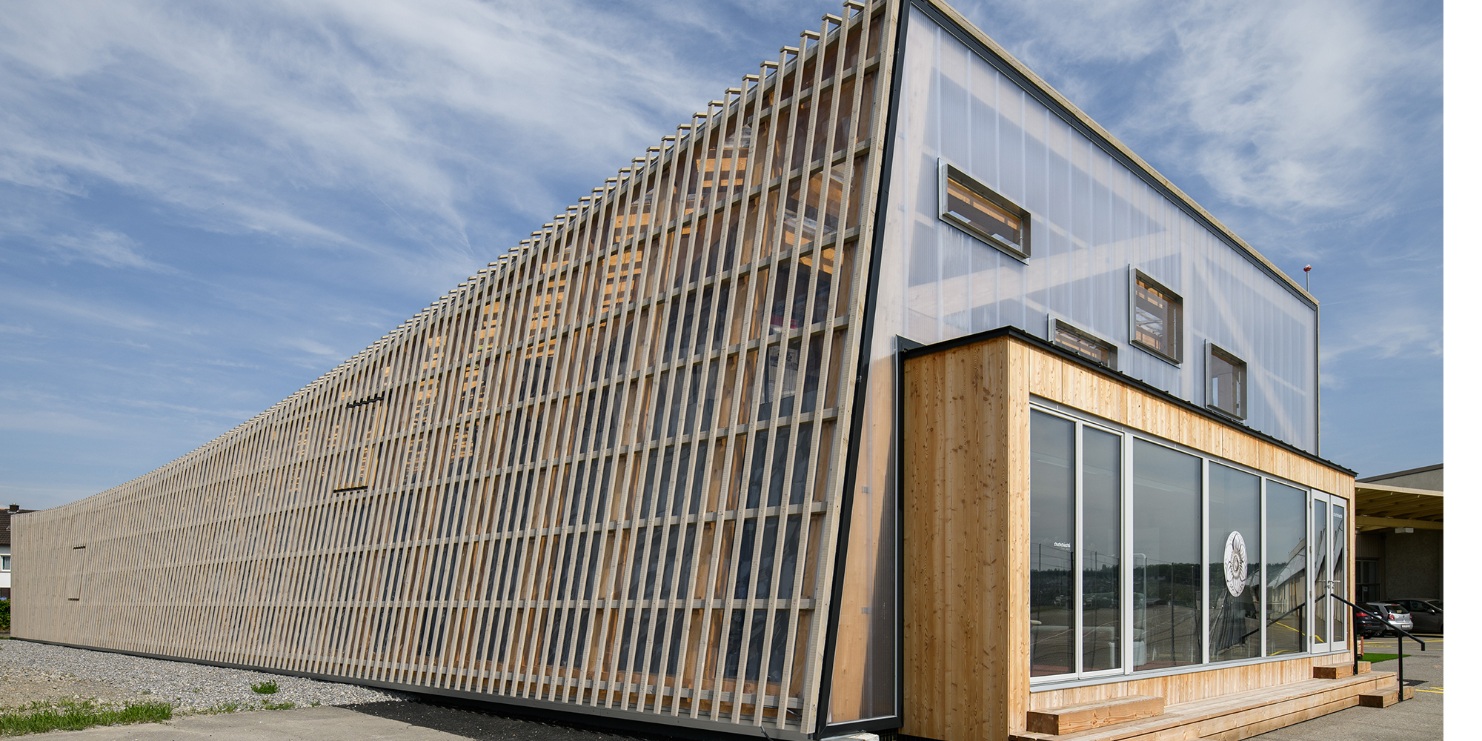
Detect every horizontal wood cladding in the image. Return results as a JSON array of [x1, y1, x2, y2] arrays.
[[902, 334, 1353, 739], [12, 3, 894, 737], [1023, 345, 1349, 497]]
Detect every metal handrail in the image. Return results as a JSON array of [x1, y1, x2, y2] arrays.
[[1330, 594, 1426, 702]]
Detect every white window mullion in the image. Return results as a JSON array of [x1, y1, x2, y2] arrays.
[[1200, 459, 1210, 665]]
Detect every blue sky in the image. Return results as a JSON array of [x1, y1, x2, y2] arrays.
[[0, 0, 1444, 512]]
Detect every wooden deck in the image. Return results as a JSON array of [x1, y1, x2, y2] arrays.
[[1009, 668, 1402, 741]]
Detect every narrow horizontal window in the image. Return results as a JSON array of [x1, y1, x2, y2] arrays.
[[1050, 315, 1118, 370], [939, 160, 1029, 259], [1206, 344, 1248, 419], [1130, 269, 1182, 363]]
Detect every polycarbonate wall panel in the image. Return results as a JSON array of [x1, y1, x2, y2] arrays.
[[13, 3, 891, 736], [886, 5, 1317, 448]]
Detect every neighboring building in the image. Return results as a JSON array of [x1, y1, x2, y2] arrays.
[[1354, 464, 1443, 603], [1, 504, 34, 600], [15, 2, 1380, 738]]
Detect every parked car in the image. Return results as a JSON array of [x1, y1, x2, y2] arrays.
[[1363, 601, 1413, 635], [1389, 598, 1443, 633], [1352, 606, 1386, 638]]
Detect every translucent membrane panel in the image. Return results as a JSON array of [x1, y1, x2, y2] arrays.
[[1265, 482, 1308, 655], [1132, 439, 1202, 670], [1081, 428, 1121, 673], [1030, 412, 1075, 677], [882, 8, 1317, 451], [1208, 463, 1262, 661]]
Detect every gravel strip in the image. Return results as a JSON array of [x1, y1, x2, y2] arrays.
[[0, 640, 409, 712]]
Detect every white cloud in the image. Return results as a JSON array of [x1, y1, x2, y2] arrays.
[[963, 0, 1441, 218], [47, 229, 171, 271]]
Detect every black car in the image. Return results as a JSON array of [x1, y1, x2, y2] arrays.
[[1390, 598, 1443, 633], [1353, 606, 1386, 638]]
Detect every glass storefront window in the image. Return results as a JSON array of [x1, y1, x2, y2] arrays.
[[1029, 411, 1075, 677], [1133, 440, 1202, 670], [1081, 428, 1121, 673], [1209, 463, 1262, 661], [1264, 481, 1307, 655], [1028, 406, 1343, 685]]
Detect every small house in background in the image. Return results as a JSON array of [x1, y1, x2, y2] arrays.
[[1, 504, 34, 600], [13, 1, 1407, 738]]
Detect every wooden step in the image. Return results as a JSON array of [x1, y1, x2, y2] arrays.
[[1313, 663, 1353, 679], [1359, 683, 1416, 707], [1009, 671, 1397, 741], [1025, 695, 1164, 735]]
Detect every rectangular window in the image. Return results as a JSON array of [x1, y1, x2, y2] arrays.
[[1131, 270, 1182, 363], [0, 554, 10, 572], [1050, 316, 1118, 369], [1133, 439, 1203, 670], [1209, 463, 1262, 661], [1029, 410, 1123, 680], [938, 160, 1029, 259], [1207, 344, 1247, 419], [1265, 482, 1307, 655]]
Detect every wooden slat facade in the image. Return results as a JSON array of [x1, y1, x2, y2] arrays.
[[12, 3, 896, 737]]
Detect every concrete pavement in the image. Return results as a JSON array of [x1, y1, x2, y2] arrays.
[[1253, 634, 1443, 739], [32, 637, 1444, 740]]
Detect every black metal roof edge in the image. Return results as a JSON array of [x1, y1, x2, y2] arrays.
[[900, 325, 1357, 477]]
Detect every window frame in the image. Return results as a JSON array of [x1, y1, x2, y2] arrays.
[[1129, 269, 1183, 364], [1049, 314, 1118, 370], [937, 159, 1030, 261], [1205, 343, 1248, 420], [1028, 401, 1346, 690]]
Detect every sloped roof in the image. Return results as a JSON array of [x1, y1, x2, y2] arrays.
[[0, 506, 35, 548]]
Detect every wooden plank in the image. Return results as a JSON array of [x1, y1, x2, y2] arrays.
[[1025, 695, 1165, 735]]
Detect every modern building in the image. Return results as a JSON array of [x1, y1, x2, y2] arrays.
[[15, 1, 1389, 738], [1353, 464, 1443, 604]]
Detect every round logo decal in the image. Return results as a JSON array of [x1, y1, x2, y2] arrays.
[[1223, 531, 1248, 597]]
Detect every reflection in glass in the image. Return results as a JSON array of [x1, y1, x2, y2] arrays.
[[1332, 504, 1347, 643], [1029, 411, 1075, 676], [1265, 482, 1307, 655], [1133, 440, 1202, 670], [1082, 428, 1121, 673], [1313, 499, 1328, 645], [1209, 464, 1262, 661]]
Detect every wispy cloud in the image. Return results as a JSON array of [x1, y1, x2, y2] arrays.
[[962, 0, 1441, 218], [46, 229, 173, 272]]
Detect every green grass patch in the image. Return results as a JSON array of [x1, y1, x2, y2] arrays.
[[250, 680, 279, 695], [0, 699, 172, 736], [260, 701, 295, 711], [1360, 652, 1411, 663]]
